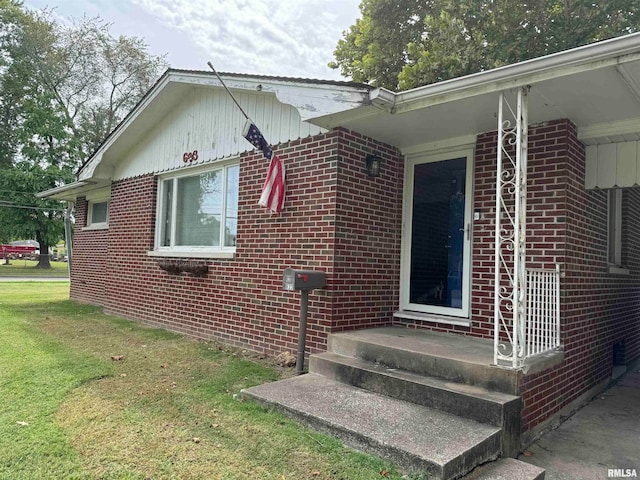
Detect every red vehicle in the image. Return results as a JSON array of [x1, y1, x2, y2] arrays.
[[0, 244, 38, 260]]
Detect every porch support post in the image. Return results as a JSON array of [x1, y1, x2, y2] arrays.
[[494, 87, 529, 368]]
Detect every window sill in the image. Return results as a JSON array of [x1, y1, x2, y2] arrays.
[[147, 250, 235, 259], [393, 310, 471, 327], [82, 224, 109, 231], [607, 265, 630, 275]]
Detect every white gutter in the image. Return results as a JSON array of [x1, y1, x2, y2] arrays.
[[37, 181, 90, 199], [371, 32, 640, 114], [37, 179, 111, 201]]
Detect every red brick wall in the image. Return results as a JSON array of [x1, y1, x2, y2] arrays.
[[519, 123, 640, 432], [458, 118, 640, 432], [102, 175, 158, 324], [70, 129, 402, 356], [620, 190, 640, 364], [332, 128, 403, 331], [472, 121, 570, 340], [382, 118, 640, 433], [70, 118, 640, 434], [70, 198, 109, 306]]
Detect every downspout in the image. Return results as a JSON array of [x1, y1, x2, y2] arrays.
[[64, 201, 73, 275]]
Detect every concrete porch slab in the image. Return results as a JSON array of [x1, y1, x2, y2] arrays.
[[463, 458, 545, 480], [243, 373, 502, 480], [328, 327, 521, 394], [331, 327, 496, 365]]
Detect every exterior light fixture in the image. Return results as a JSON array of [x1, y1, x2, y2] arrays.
[[365, 154, 382, 177]]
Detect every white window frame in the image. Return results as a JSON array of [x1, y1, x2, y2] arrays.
[[150, 160, 239, 259], [83, 190, 110, 230], [607, 189, 628, 274]]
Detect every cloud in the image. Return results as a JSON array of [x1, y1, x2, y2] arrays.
[[132, 0, 360, 79], [24, 0, 361, 80]]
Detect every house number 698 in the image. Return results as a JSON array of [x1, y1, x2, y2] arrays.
[[183, 150, 198, 163]]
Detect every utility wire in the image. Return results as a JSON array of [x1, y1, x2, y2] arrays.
[[0, 189, 38, 195], [0, 203, 64, 212]]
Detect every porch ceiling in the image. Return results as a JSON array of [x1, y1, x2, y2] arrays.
[[309, 34, 640, 153]]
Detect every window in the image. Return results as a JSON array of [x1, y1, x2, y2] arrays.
[[607, 189, 627, 273], [155, 163, 239, 256], [86, 200, 109, 229]]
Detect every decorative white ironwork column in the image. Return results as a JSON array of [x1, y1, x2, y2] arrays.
[[494, 87, 529, 368]]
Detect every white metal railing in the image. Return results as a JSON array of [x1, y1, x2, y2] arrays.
[[493, 88, 562, 368], [525, 265, 561, 356], [494, 87, 529, 368]]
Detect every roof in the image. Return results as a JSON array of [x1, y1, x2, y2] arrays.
[[74, 69, 371, 182], [167, 68, 370, 89], [41, 70, 372, 200], [37, 179, 111, 202], [42, 32, 640, 200], [75, 70, 370, 175], [307, 32, 640, 153]]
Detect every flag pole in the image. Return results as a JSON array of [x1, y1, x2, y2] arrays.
[[207, 62, 285, 214], [207, 62, 250, 121]]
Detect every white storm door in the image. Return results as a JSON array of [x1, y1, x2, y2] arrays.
[[400, 150, 473, 318]]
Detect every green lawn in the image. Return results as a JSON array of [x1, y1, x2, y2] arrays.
[[0, 282, 404, 480], [0, 259, 69, 277]]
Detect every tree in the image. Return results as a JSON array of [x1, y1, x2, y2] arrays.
[[0, 2, 167, 267], [0, 0, 24, 170], [330, 0, 640, 90], [0, 84, 76, 267], [329, 0, 436, 89]]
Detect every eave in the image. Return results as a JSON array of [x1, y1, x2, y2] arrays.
[[309, 32, 640, 153], [37, 179, 111, 202]]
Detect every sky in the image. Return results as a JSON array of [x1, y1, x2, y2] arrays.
[[23, 0, 362, 80]]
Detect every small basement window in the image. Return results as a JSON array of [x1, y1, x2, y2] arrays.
[[153, 162, 239, 257]]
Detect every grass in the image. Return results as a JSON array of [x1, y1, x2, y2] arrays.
[[0, 259, 69, 277], [0, 282, 405, 479]]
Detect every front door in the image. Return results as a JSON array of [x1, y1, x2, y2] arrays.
[[401, 150, 473, 318]]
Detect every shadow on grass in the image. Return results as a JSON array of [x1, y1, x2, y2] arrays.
[[1, 284, 405, 480]]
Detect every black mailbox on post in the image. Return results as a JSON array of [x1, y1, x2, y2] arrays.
[[283, 268, 326, 292], [283, 268, 326, 375]]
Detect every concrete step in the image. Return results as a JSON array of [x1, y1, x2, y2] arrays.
[[310, 351, 521, 457], [242, 374, 502, 480], [327, 327, 520, 395], [462, 458, 545, 480]]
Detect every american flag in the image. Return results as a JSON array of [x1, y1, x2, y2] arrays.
[[243, 120, 285, 214]]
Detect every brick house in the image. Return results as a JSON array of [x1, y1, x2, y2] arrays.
[[43, 33, 640, 476]]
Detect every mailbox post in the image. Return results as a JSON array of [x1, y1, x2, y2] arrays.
[[283, 268, 326, 375]]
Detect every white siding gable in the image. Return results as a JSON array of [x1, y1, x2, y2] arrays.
[[113, 86, 325, 181]]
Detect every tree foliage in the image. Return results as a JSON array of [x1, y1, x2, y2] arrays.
[[0, 0, 166, 266], [330, 0, 640, 90]]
